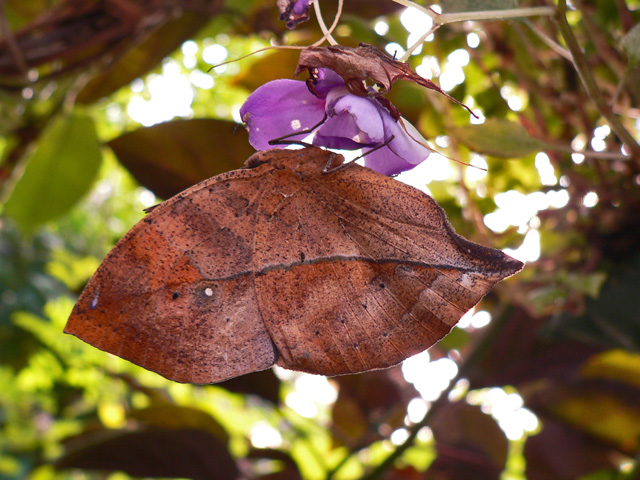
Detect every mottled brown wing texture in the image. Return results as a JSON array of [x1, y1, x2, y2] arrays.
[[65, 160, 280, 384], [252, 148, 523, 375], [65, 147, 523, 384]]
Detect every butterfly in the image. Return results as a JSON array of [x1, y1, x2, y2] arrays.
[[65, 146, 523, 384]]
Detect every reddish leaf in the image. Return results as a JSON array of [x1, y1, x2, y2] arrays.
[[108, 118, 255, 199], [55, 428, 238, 480], [428, 402, 508, 480], [332, 368, 415, 448], [218, 369, 281, 404], [246, 448, 302, 480], [524, 419, 621, 480], [463, 308, 603, 390]]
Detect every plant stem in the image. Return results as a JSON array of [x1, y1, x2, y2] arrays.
[[524, 19, 572, 61], [360, 379, 458, 480], [555, 0, 640, 166], [312, 0, 340, 46], [437, 6, 556, 24], [394, 0, 556, 63], [389, 0, 555, 24]]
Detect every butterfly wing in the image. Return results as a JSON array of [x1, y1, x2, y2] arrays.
[[66, 147, 522, 382], [65, 164, 278, 384], [252, 152, 523, 375]]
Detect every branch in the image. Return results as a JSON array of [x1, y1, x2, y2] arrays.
[[360, 379, 457, 480], [312, 0, 341, 46], [394, 0, 556, 63], [555, 0, 640, 166]]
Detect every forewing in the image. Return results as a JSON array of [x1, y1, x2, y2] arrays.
[[254, 161, 522, 376], [65, 167, 277, 384]]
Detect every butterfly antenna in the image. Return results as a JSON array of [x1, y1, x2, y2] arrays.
[[268, 113, 328, 147], [207, 45, 304, 72], [398, 118, 487, 171], [322, 135, 397, 174], [208, 0, 343, 72]]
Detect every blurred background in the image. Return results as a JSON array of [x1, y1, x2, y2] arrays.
[[1, 0, 640, 478]]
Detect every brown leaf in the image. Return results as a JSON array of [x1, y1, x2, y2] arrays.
[[331, 368, 415, 448], [55, 427, 238, 480], [246, 448, 302, 480], [463, 308, 603, 390], [428, 402, 508, 480], [108, 118, 255, 199], [218, 369, 281, 404], [295, 44, 475, 117], [64, 147, 522, 384], [524, 419, 621, 480]]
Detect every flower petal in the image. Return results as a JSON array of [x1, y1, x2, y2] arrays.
[[311, 68, 345, 98], [313, 111, 376, 150], [362, 146, 417, 176], [240, 79, 325, 150], [363, 116, 431, 175], [313, 87, 387, 149], [385, 116, 431, 164], [324, 87, 386, 141], [293, 0, 311, 15]]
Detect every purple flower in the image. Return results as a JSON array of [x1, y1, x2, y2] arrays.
[[239, 68, 431, 176], [278, 0, 312, 29]]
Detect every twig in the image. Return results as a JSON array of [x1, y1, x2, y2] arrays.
[[555, 0, 640, 166], [360, 379, 458, 480], [209, 0, 343, 70], [524, 19, 571, 61], [546, 143, 631, 161], [312, 0, 342, 46], [401, 23, 440, 60], [394, 0, 556, 63], [0, 0, 29, 77], [390, 0, 555, 23]]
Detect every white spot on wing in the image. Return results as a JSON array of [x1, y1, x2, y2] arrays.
[[90, 291, 100, 309], [290, 119, 302, 130]]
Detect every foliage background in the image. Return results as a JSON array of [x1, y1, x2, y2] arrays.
[[1, 0, 640, 479]]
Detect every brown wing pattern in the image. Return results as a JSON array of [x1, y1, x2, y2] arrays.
[[66, 147, 522, 383], [252, 149, 522, 375], [65, 163, 279, 384]]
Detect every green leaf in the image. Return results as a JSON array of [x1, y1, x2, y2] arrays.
[[108, 118, 256, 199], [549, 253, 640, 352], [3, 112, 102, 230], [441, 0, 519, 13], [581, 350, 640, 390], [448, 119, 546, 157], [622, 24, 640, 67], [131, 405, 229, 442]]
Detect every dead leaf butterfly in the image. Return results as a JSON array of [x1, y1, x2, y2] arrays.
[[65, 147, 523, 384]]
